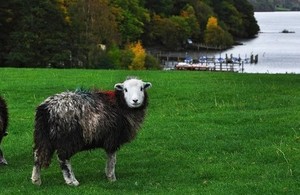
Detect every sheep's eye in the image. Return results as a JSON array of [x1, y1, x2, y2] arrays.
[[124, 88, 128, 92], [140, 87, 143, 91]]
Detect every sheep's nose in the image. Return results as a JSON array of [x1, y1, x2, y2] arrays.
[[133, 99, 138, 103]]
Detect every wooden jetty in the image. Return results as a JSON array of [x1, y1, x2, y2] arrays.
[[176, 63, 210, 71], [175, 61, 243, 72], [147, 51, 258, 72]]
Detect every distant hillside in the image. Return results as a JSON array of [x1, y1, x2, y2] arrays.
[[248, 0, 300, 11]]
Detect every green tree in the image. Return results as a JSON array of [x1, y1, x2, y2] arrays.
[[145, 54, 161, 70], [204, 0, 259, 38], [111, 0, 150, 43], [107, 44, 122, 69], [204, 16, 233, 48], [219, 1, 243, 37], [233, 0, 260, 38], [144, 0, 174, 16], [0, 0, 19, 65], [180, 4, 200, 41], [69, 0, 120, 68], [147, 15, 182, 49], [188, 0, 214, 42], [146, 11, 199, 50], [6, 0, 71, 67]]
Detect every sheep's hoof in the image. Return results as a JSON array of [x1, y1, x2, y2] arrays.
[[32, 178, 42, 186], [66, 180, 80, 186], [107, 176, 116, 182], [0, 156, 7, 165]]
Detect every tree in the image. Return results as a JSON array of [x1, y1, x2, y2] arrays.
[[233, 0, 260, 38], [218, 1, 243, 37], [204, 0, 259, 38], [188, 0, 214, 42], [127, 40, 146, 70], [0, 0, 18, 65], [180, 4, 200, 41], [204, 16, 233, 48], [144, 54, 160, 70], [111, 0, 150, 43], [146, 12, 198, 50], [144, 0, 174, 16], [5, 0, 71, 67], [69, 0, 120, 68]]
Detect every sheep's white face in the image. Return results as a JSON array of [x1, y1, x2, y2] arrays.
[[115, 79, 152, 108]]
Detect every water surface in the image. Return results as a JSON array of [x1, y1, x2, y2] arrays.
[[225, 12, 300, 74]]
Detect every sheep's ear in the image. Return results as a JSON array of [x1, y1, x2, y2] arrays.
[[114, 83, 124, 91], [144, 82, 152, 90]]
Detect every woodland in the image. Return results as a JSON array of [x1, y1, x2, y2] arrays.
[[0, 0, 259, 69]]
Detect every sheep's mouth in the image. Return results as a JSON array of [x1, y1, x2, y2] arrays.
[[130, 103, 142, 108]]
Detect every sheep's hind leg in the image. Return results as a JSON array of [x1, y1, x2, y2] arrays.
[[58, 158, 79, 186], [105, 152, 116, 182], [31, 150, 42, 185]]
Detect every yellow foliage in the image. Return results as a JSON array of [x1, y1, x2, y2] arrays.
[[128, 40, 146, 70], [206, 16, 218, 29]]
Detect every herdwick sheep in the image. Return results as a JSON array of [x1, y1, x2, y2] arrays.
[[0, 96, 8, 165], [31, 77, 152, 186]]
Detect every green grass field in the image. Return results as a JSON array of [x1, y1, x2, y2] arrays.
[[0, 68, 299, 194]]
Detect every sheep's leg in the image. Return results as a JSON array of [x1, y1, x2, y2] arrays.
[[58, 157, 79, 186], [31, 164, 41, 185], [31, 150, 42, 185], [105, 152, 117, 182]]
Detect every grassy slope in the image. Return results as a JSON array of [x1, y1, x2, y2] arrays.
[[0, 68, 299, 194]]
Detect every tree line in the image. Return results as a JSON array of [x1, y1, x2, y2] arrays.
[[248, 0, 300, 11], [0, 0, 259, 69]]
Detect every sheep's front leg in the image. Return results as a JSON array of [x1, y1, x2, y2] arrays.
[[31, 150, 42, 185], [31, 164, 41, 185], [105, 152, 116, 182], [0, 149, 8, 165], [58, 158, 79, 186]]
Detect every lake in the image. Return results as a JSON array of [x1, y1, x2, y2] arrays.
[[225, 11, 300, 74]]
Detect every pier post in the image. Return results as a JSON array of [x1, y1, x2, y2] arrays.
[[242, 61, 244, 73]]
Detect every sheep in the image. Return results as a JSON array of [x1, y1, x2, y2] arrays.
[[0, 96, 8, 165], [31, 77, 152, 186]]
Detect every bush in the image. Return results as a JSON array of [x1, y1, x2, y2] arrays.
[[145, 54, 161, 70]]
